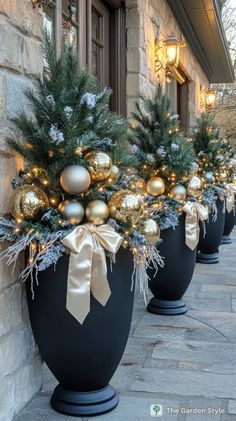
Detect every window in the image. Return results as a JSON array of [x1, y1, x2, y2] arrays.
[[166, 68, 190, 133], [43, 0, 126, 115]]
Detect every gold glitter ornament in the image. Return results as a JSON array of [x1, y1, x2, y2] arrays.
[[58, 200, 84, 224], [108, 190, 144, 223], [60, 165, 91, 195], [146, 177, 165, 196], [169, 184, 186, 202], [143, 219, 160, 245], [11, 185, 49, 221], [84, 151, 112, 181], [85, 200, 109, 225]]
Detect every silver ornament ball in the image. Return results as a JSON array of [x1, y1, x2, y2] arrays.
[[169, 184, 186, 202], [203, 172, 215, 184], [60, 165, 91, 195], [58, 200, 84, 223]]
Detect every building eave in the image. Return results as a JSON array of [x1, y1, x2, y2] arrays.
[[167, 0, 235, 83]]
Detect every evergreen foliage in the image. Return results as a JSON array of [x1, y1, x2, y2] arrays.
[[129, 84, 194, 180]]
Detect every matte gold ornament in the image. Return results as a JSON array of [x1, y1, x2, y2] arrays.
[[203, 172, 215, 184], [60, 165, 91, 195], [58, 200, 84, 224], [146, 177, 165, 196], [169, 184, 186, 202], [187, 176, 202, 198], [11, 185, 49, 221], [84, 151, 112, 181], [85, 200, 109, 225], [143, 219, 160, 245], [108, 190, 144, 222]]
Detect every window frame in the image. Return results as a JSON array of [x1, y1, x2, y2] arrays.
[[45, 0, 126, 115]]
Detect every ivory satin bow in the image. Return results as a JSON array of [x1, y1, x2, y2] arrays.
[[225, 183, 236, 214], [183, 202, 208, 251], [61, 224, 123, 324]]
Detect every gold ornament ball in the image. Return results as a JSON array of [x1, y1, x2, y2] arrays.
[[203, 172, 215, 184], [187, 176, 202, 198], [60, 165, 91, 195], [143, 219, 160, 245], [58, 200, 84, 224], [108, 190, 144, 223], [110, 165, 120, 182], [146, 177, 165, 196], [84, 151, 112, 181], [11, 185, 49, 221], [169, 184, 186, 202], [85, 200, 109, 225]]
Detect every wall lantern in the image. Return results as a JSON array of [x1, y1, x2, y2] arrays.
[[205, 90, 216, 108], [155, 34, 186, 76]]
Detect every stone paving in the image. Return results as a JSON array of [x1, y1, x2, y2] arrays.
[[15, 229, 236, 421]]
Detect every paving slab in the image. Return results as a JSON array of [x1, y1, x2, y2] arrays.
[[131, 367, 236, 399]]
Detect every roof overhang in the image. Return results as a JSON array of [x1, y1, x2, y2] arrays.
[[166, 0, 234, 83]]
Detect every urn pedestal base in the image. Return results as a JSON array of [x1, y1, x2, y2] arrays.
[[51, 384, 118, 417], [147, 297, 187, 315], [197, 252, 219, 264], [221, 235, 232, 245]]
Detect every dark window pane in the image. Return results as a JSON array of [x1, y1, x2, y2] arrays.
[[62, 1, 79, 49], [43, 2, 55, 38], [92, 9, 102, 42], [92, 42, 102, 81], [63, 0, 78, 23]]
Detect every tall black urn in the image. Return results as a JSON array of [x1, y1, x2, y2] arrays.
[[197, 199, 225, 263], [147, 214, 197, 316], [26, 248, 134, 417], [222, 209, 235, 244]]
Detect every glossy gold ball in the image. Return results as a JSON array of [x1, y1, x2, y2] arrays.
[[85, 200, 110, 225], [146, 177, 165, 196], [203, 172, 215, 184], [169, 184, 186, 202], [11, 185, 49, 221], [108, 190, 144, 223], [143, 219, 160, 245], [58, 200, 84, 224], [60, 165, 91, 195], [187, 176, 202, 198], [84, 151, 112, 181]]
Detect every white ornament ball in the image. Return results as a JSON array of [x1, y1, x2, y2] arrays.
[[60, 165, 91, 195]]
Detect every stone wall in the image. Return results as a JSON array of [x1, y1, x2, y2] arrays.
[[126, 0, 210, 127], [0, 2, 43, 420]]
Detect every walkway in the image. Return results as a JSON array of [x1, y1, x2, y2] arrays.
[[15, 230, 236, 421]]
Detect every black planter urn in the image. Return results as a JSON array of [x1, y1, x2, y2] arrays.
[[26, 248, 134, 417], [197, 199, 225, 264], [222, 209, 235, 244], [147, 214, 197, 316]]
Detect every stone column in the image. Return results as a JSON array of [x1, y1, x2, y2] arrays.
[[0, 2, 43, 419]]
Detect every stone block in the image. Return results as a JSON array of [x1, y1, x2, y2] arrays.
[[126, 73, 140, 97], [0, 154, 23, 214], [0, 0, 43, 38], [0, 377, 14, 421], [6, 75, 31, 120], [0, 23, 24, 72], [14, 356, 42, 415], [0, 328, 37, 378], [0, 284, 22, 337]]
